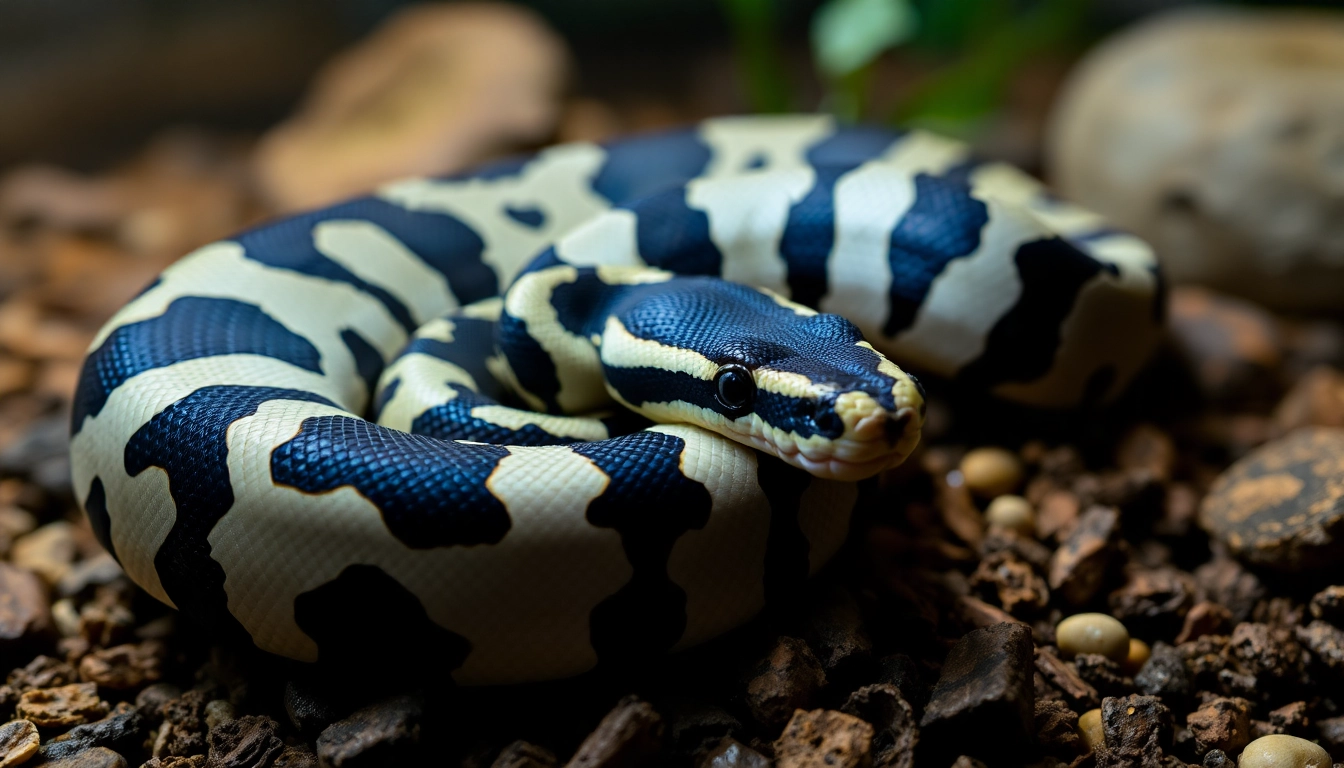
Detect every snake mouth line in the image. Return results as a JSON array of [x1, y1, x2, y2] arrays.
[[727, 408, 922, 482]]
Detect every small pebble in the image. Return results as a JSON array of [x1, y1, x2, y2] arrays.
[[1056, 613, 1131, 662], [985, 495, 1035, 536], [1124, 638, 1152, 675], [1078, 708, 1103, 752], [1237, 734, 1332, 768], [959, 448, 1023, 498], [203, 699, 235, 731]]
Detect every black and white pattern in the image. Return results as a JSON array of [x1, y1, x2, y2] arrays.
[[71, 115, 1162, 684]]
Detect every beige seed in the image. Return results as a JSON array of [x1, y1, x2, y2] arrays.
[[1237, 734, 1332, 768], [1123, 638, 1152, 675], [959, 447, 1023, 498], [1078, 708, 1103, 753], [1056, 613, 1131, 662], [985, 494, 1035, 535]]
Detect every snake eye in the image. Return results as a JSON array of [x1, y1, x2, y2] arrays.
[[715, 364, 755, 410]]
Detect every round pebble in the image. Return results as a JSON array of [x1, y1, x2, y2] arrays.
[[1199, 427, 1344, 573], [204, 699, 237, 731], [1078, 708, 1103, 753], [1123, 638, 1151, 675], [1056, 613, 1131, 662], [959, 448, 1023, 498], [1237, 734, 1332, 768], [985, 494, 1035, 535]]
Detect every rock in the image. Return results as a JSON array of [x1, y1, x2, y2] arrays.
[[55, 554, 123, 598], [315, 695, 421, 768], [1187, 696, 1253, 756], [1072, 654, 1130, 699], [804, 587, 873, 678], [1309, 585, 1344, 625], [969, 550, 1049, 616], [40, 708, 146, 761], [1134, 642, 1193, 702], [492, 741, 557, 768], [0, 719, 39, 767], [959, 448, 1023, 498], [1229, 622, 1304, 684], [744, 637, 826, 728], [1199, 428, 1344, 573], [1177, 601, 1234, 645], [1294, 621, 1344, 675], [773, 710, 873, 768], [1193, 559, 1265, 623], [1276, 367, 1344, 434], [10, 521, 76, 585], [564, 696, 662, 768], [0, 562, 51, 647], [77, 642, 162, 690], [984, 495, 1035, 536], [204, 715, 284, 768], [1048, 506, 1120, 605], [134, 684, 181, 726], [919, 623, 1035, 756], [1317, 716, 1344, 754], [873, 654, 930, 711], [1238, 734, 1333, 768], [1108, 566, 1196, 639], [1034, 646, 1099, 710], [841, 684, 916, 768], [283, 679, 342, 738], [41, 747, 126, 767], [1034, 698, 1083, 758], [1202, 749, 1233, 768], [15, 683, 108, 729], [1078, 708, 1103, 753], [665, 701, 739, 759], [1266, 702, 1311, 738], [143, 757, 206, 768], [1055, 613, 1130, 662], [153, 690, 208, 758], [1047, 8, 1344, 312], [1035, 489, 1080, 543], [252, 2, 568, 211], [1116, 424, 1177, 483], [699, 738, 768, 768], [203, 700, 236, 731], [1168, 287, 1283, 405], [1095, 695, 1172, 768], [1123, 638, 1151, 675]]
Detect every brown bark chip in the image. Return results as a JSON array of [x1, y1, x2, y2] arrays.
[[78, 642, 163, 690], [805, 587, 874, 676], [1186, 697, 1253, 757], [205, 715, 284, 768], [143, 757, 206, 768], [920, 623, 1035, 756], [315, 695, 421, 768], [744, 637, 826, 728], [1176, 602, 1234, 645], [1108, 566, 1196, 637], [1049, 506, 1120, 606], [0, 562, 51, 647], [841, 684, 917, 768], [1308, 585, 1344, 625], [41, 708, 147, 761], [15, 682, 107, 729], [773, 709, 874, 768], [1035, 646, 1100, 710], [564, 696, 662, 768], [41, 746, 127, 767], [1229, 622, 1304, 683], [154, 690, 208, 758], [1193, 559, 1266, 624], [1294, 620, 1344, 674], [0, 719, 39, 767], [1035, 698, 1084, 758], [1096, 695, 1172, 768]]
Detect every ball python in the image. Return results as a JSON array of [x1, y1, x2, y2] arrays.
[[71, 115, 1162, 684]]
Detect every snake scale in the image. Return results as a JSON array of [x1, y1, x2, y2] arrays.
[[70, 115, 1162, 685]]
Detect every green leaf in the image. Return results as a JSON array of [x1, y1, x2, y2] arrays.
[[812, 0, 918, 78]]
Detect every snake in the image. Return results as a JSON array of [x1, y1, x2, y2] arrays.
[[70, 115, 1162, 685]]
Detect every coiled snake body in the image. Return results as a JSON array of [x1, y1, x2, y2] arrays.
[[71, 116, 1161, 684]]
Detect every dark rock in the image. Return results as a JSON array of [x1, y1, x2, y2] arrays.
[[842, 684, 916, 768], [1034, 698, 1083, 758], [205, 715, 284, 768], [315, 695, 421, 768], [1265, 701, 1310, 737], [135, 683, 181, 726], [1048, 506, 1120, 606], [1193, 560, 1265, 624], [78, 641, 163, 690], [154, 689, 208, 758], [970, 551, 1049, 616], [1108, 566, 1196, 638], [805, 586, 873, 679], [1309, 585, 1344, 626], [1180, 635, 1231, 687], [564, 696, 662, 768], [1198, 428, 1344, 574], [284, 679, 343, 738], [1116, 424, 1176, 482], [920, 623, 1035, 756], [666, 702, 740, 760], [42, 746, 128, 767], [1168, 287, 1281, 405], [1034, 646, 1099, 710], [1295, 620, 1344, 676], [274, 745, 319, 768], [41, 708, 147, 760], [873, 654, 929, 711], [1134, 643, 1192, 702], [1096, 694, 1172, 768], [1228, 622, 1304, 684], [8, 655, 77, 692], [1186, 697, 1252, 757], [1176, 602, 1234, 645], [143, 757, 206, 767], [1073, 654, 1131, 698], [0, 561, 51, 647], [773, 709, 873, 768], [699, 737, 769, 768], [1317, 715, 1344, 754], [492, 741, 557, 768], [744, 637, 826, 728], [1202, 749, 1233, 768]]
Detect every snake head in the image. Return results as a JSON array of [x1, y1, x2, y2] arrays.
[[599, 278, 925, 481]]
